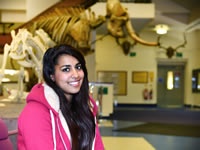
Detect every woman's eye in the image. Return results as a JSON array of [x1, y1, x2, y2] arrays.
[[62, 67, 70, 72], [76, 64, 82, 70]]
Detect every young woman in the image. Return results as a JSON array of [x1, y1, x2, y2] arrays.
[[17, 44, 104, 150]]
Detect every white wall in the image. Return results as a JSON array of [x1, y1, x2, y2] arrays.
[[94, 31, 158, 104], [26, 0, 59, 20], [85, 53, 96, 82], [0, 0, 60, 22], [183, 31, 200, 106], [0, 0, 26, 22]]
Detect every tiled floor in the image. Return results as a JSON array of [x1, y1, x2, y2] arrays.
[[1, 99, 200, 150], [99, 119, 200, 150], [102, 136, 155, 150]]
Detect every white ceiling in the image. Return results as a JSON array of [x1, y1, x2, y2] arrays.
[[151, 0, 200, 32]]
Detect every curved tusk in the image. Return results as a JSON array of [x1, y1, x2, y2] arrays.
[[125, 19, 158, 46]]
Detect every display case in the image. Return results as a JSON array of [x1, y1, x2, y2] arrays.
[[192, 69, 200, 93], [89, 82, 114, 117]]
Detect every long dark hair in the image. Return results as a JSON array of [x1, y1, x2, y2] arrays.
[[43, 44, 95, 150]]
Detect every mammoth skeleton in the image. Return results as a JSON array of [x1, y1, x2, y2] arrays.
[[106, 0, 158, 46], [21, 0, 158, 55]]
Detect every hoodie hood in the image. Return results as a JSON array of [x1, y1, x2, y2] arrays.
[[26, 83, 60, 115]]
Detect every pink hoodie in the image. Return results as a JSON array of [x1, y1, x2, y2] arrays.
[[17, 83, 104, 150]]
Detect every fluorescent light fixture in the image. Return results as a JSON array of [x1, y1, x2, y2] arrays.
[[155, 24, 169, 35]]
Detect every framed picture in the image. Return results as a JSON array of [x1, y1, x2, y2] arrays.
[[132, 71, 148, 83], [97, 71, 127, 95]]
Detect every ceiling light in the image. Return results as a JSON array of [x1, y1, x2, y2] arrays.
[[155, 24, 169, 35]]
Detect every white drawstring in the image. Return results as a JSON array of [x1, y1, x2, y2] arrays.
[[50, 110, 56, 150], [57, 117, 68, 150], [92, 116, 97, 150]]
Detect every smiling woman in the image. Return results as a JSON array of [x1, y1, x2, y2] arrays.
[[50, 54, 85, 100], [17, 44, 104, 150]]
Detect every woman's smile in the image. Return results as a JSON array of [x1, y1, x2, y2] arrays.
[[68, 80, 81, 86]]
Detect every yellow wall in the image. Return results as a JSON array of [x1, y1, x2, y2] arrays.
[[85, 30, 200, 106]]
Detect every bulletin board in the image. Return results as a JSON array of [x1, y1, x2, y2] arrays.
[[132, 71, 148, 83], [97, 71, 127, 95]]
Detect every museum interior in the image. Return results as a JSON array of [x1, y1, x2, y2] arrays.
[[0, 0, 200, 149]]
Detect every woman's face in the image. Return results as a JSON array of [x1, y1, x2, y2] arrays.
[[51, 54, 84, 100]]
